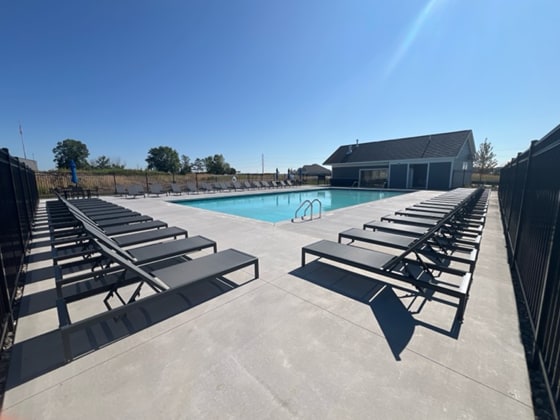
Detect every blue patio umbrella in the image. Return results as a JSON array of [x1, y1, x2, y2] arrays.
[[70, 160, 78, 185]]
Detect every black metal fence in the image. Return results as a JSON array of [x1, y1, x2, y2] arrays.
[[499, 124, 560, 417], [0, 148, 38, 348]]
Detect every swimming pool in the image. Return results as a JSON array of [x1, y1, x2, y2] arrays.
[[173, 188, 406, 223]]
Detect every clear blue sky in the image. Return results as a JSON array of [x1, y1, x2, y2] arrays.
[[2, 0, 559, 172]]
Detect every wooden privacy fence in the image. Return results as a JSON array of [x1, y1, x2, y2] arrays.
[[0, 148, 38, 349], [499, 124, 560, 418]]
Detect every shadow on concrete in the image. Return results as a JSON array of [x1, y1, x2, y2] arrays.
[[5, 276, 251, 390], [291, 261, 461, 360], [26, 250, 53, 264], [369, 286, 416, 361], [29, 239, 53, 250], [18, 287, 58, 317], [23, 266, 55, 285]]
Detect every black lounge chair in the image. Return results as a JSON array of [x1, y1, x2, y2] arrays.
[[48, 212, 153, 230], [112, 226, 188, 247], [386, 212, 484, 234], [363, 220, 427, 236], [52, 218, 216, 269], [381, 214, 438, 228], [48, 195, 170, 245], [56, 239, 259, 362], [338, 228, 478, 272], [87, 210, 142, 221], [301, 240, 471, 324], [92, 219, 168, 236], [48, 197, 187, 244], [299, 188, 487, 323], [364, 220, 482, 250]]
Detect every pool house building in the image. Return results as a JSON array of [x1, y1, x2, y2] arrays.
[[324, 129, 475, 190]]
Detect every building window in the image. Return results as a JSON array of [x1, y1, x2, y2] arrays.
[[360, 168, 388, 187]]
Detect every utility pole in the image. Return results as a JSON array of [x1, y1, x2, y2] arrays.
[[18, 122, 27, 159]]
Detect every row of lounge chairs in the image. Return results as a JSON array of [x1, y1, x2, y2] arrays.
[[115, 180, 298, 198], [170, 180, 298, 195], [47, 193, 259, 361], [301, 188, 489, 324]]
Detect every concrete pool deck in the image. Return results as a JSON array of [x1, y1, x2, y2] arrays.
[[3, 188, 534, 418]]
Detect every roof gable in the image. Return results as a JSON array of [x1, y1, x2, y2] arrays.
[[300, 164, 331, 176], [324, 130, 473, 165]]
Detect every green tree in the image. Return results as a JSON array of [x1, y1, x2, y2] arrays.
[[145, 146, 180, 173], [90, 155, 127, 170], [203, 154, 236, 175], [474, 138, 498, 180], [179, 154, 192, 174], [191, 158, 206, 173], [110, 157, 126, 170], [91, 155, 111, 169], [52, 139, 90, 169]]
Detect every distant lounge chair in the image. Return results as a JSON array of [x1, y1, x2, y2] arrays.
[[148, 183, 165, 197], [220, 182, 233, 191], [185, 182, 198, 194], [115, 184, 127, 196], [232, 181, 244, 191], [170, 183, 184, 195], [127, 184, 145, 198], [198, 182, 213, 193]]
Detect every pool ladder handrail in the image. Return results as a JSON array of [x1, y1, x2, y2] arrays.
[[292, 199, 322, 222]]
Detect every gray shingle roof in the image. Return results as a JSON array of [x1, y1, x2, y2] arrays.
[[300, 164, 331, 176], [324, 130, 472, 165]]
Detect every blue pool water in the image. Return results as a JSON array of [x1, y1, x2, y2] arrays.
[[173, 188, 405, 223]]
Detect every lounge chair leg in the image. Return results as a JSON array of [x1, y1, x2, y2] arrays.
[[61, 330, 72, 363]]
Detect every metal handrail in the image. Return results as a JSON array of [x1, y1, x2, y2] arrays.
[[292, 199, 322, 222]]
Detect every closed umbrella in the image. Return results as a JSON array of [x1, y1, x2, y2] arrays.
[[70, 160, 78, 185]]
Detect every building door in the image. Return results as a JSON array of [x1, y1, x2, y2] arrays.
[[389, 164, 408, 188], [427, 162, 452, 190], [409, 164, 428, 189]]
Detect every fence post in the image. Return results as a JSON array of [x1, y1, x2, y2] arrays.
[[505, 153, 522, 260], [512, 141, 538, 261], [532, 196, 560, 359], [5, 150, 26, 253], [0, 250, 15, 340]]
